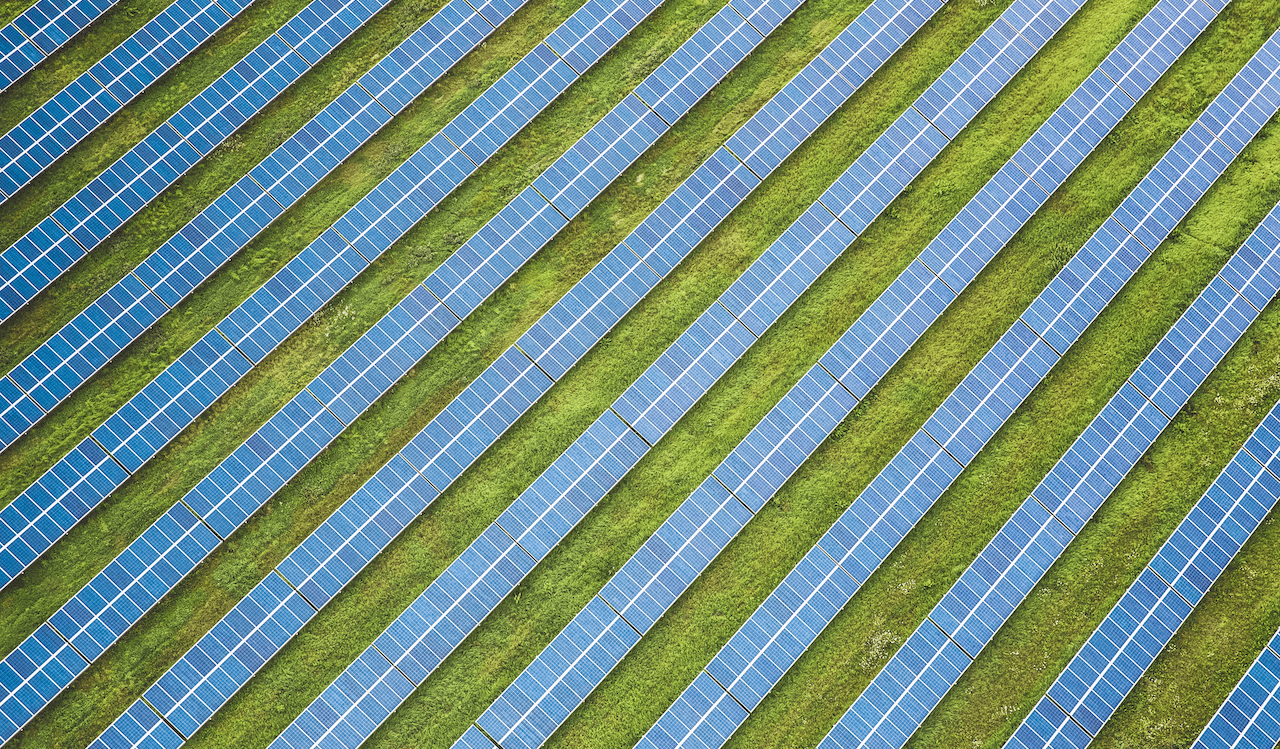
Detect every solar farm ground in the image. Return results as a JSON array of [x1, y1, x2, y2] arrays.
[[0, 0, 1278, 747]]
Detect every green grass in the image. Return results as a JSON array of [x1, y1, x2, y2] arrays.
[[3, 0, 1280, 747]]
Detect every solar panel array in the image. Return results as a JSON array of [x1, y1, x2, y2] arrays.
[[815, 64, 1280, 749], [624, 1, 1244, 742], [0, 0, 538, 588], [0, 0, 389, 327], [60, 0, 816, 743], [1, 0, 1275, 745], [453, 1, 1153, 746], [0, 0, 520, 452], [0, 0, 119, 91], [216, 1, 973, 746], [1191, 627, 1280, 749], [0, 0, 254, 200], [1006, 395, 1280, 748], [820, 227, 1280, 749], [76, 0, 919, 744]]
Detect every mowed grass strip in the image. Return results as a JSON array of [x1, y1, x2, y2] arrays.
[[0, 0, 456, 465], [2, 0, 831, 741]]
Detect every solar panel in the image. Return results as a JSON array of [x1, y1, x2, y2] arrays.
[[0, 0, 248, 198], [77, 0, 824, 740], [633, 4, 763, 126], [0, 0, 119, 91], [1189, 629, 1280, 749]]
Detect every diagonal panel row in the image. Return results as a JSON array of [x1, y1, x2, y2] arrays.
[[68, 0, 810, 746], [820, 197, 1280, 749], [234, 1, 948, 747], [640, 0, 1249, 742], [1190, 627, 1280, 749], [456, 1, 1115, 747], [0, 0, 538, 587], [0, 0, 516, 449], [0, 0, 118, 91], [1006, 396, 1280, 749], [0, 0, 391, 327], [0, 0, 255, 199]]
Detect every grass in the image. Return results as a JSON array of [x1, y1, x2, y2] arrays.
[[1, 0, 1278, 747]]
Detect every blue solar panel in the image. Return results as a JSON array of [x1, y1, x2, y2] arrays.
[[818, 257, 956, 398], [397, 348, 554, 490], [633, 5, 762, 126], [514, 242, 661, 379], [0, 0, 245, 198], [276, 456, 439, 608], [1202, 39, 1280, 156], [1190, 630, 1280, 749], [142, 572, 315, 738], [714, 367, 857, 512], [425, 188, 570, 318], [817, 188, 1279, 749], [0, 0, 119, 91], [475, 596, 641, 749], [600, 477, 753, 632], [532, 94, 667, 217], [1005, 276, 1280, 748], [45, 503, 220, 661], [912, 6, 1038, 138], [1099, 0, 1214, 103], [612, 302, 756, 443], [704, 538, 859, 710], [270, 649, 416, 749], [545, 0, 663, 74], [637, 668, 748, 749], [88, 700, 184, 749], [0, 622, 89, 742], [258, 0, 941, 741], [443, 43, 578, 164]]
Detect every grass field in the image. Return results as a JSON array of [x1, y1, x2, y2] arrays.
[[0, 0, 1278, 747]]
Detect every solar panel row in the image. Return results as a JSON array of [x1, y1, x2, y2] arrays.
[[0, 0, 535, 589], [637, 0, 1249, 742], [0, 0, 389, 327], [25, 0, 796, 744], [455, 0, 1121, 746], [0, 0, 119, 91], [1006, 394, 1280, 749], [0, 0, 520, 452], [813, 55, 1280, 749], [820, 210, 1280, 749], [1191, 627, 1280, 749], [0, 0, 254, 200]]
